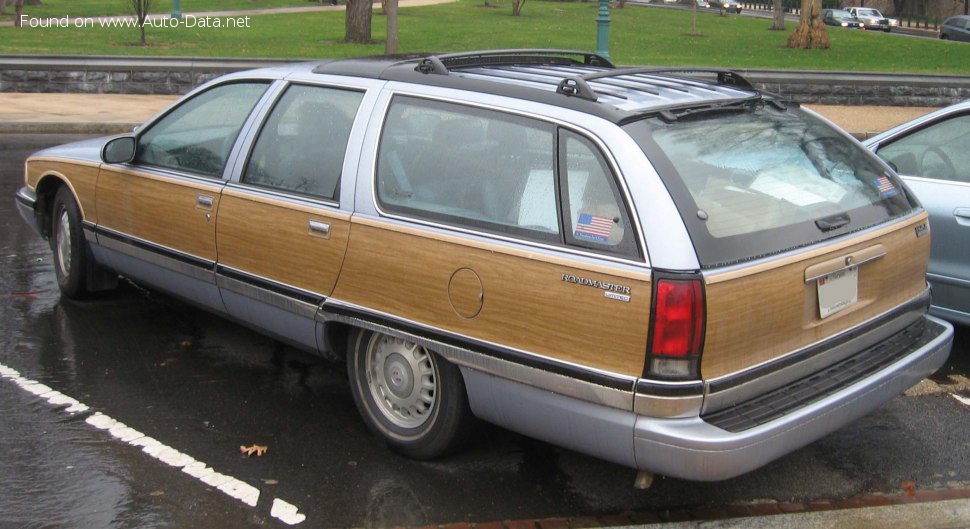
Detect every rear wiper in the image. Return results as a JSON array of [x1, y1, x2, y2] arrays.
[[815, 213, 850, 232], [658, 96, 763, 123]]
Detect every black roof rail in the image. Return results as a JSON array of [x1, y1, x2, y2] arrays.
[[415, 49, 615, 75], [554, 66, 756, 101]]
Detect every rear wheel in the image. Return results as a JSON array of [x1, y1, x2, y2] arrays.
[[347, 328, 475, 460], [50, 187, 90, 299]]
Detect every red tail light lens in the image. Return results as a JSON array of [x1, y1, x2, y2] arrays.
[[647, 277, 705, 379]]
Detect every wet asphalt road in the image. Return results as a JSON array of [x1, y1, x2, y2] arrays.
[[2, 134, 969, 529]]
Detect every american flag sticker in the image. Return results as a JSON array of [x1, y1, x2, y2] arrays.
[[575, 212, 613, 242], [874, 175, 898, 198]]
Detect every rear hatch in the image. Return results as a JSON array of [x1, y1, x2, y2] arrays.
[[624, 102, 929, 390]]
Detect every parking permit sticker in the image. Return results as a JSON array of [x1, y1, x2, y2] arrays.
[[574, 212, 613, 242]]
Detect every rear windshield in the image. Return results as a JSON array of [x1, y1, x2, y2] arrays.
[[624, 103, 917, 268]]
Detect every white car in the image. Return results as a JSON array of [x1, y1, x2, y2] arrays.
[[846, 7, 899, 32]]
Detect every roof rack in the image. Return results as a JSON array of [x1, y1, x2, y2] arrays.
[[415, 49, 615, 75], [556, 67, 756, 102]]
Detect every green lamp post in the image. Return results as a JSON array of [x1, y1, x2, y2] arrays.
[[595, 0, 611, 61], [172, 0, 182, 19]]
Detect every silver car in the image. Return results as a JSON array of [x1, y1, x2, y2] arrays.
[[865, 100, 970, 326], [941, 15, 970, 42]]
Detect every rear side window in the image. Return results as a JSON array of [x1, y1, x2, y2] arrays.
[[243, 84, 364, 200], [376, 96, 639, 258], [625, 104, 917, 268]]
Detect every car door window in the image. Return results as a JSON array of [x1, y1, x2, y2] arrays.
[[135, 82, 269, 178], [560, 130, 638, 257], [242, 84, 364, 201], [877, 114, 970, 183], [376, 96, 560, 243]]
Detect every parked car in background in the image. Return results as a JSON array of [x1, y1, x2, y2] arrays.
[[941, 15, 970, 41], [695, 0, 710, 8], [822, 8, 866, 29], [16, 50, 953, 481], [845, 6, 899, 31], [710, 0, 741, 12], [865, 101, 970, 326]]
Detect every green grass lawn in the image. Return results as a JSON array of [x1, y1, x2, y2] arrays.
[[1, 0, 968, 73]]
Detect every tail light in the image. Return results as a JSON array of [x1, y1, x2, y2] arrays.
[[645, 274, 705, 380]]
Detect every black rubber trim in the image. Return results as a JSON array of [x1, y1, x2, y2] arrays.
[[636, 380, 704, 398], [323, 302, 637, 392], [707, 289, 931, 394], [216, 266, 324, 307], [702, 317, 943, 433], [95, 227, 214, 270]]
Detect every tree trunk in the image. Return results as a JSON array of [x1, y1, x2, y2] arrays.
[[14, 0, 23, 27], [770, 0, 785, 30], [385, 0, 398, 54], [617, 0, 626, 8], [345, 0, 373, 43], [0, 0, 8, 15], [511, 0, 525, 16], [787, 0, 829, 48]]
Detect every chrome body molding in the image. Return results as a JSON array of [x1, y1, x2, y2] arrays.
[[95, 227, 215, 284], [318, 299, 637, 411], [633, 315, 952, 481], [634, 388, 704, 418], [701, 287, 931, 414], [215, 266, 321, 319]]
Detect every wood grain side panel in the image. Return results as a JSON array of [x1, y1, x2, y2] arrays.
[[96, 167, 222, 261], [27, 160, 100, 224], [216, 191, 350, 296], [333, 222, 652, 377], [702, 214, 931, 380]]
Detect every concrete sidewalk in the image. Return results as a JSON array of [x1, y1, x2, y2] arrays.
[[0, 92, 944, 138]]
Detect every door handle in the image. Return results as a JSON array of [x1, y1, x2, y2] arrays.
[[196, 195, 214, 208], [954, 207, 970, 226], [308, 220, 331, 239]]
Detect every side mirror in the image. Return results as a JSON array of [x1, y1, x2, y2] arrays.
[[102, 136, 136, 164]]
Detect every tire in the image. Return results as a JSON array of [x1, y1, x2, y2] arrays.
[[50, 187, 91, 299], [347, 328, 475, 460]]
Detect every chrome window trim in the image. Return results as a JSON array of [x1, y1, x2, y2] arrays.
[[901, 176, 970, 188], [224, 181, 340, 210], [368, 89, 650, 268], [319, 298, 638, 410]]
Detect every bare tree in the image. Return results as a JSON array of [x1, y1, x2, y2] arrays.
[[511, 0, 525, 16], [1, 0, 8, 15], [385, 0, 398, 53], [129, 0, 153, 45], [345, 0, 373, 43], [787, 0, 828, 48], [770, 0, 785, 30]]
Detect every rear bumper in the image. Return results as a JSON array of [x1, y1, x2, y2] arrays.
[[632, 315, 952, 481], [15, 186, 41, 236]]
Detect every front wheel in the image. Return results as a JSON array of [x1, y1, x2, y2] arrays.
[[50, 187, 91, 299], [347, 329, 476, 460]]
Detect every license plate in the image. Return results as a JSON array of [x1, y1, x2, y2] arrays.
[[817, 267, 858, 318]]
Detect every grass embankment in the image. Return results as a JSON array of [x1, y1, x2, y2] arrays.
[[1, 0, 968, 73]]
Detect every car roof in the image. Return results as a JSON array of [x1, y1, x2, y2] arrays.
[[247, 50, 771, 125]]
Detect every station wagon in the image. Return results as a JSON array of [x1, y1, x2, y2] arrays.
[[16, 50, 953, 482]]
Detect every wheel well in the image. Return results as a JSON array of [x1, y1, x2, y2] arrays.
[[322, 321, 353, 360], [33, 176, 69, 239]]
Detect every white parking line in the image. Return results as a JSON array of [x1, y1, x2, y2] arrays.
[[0, 361, 307, 526]]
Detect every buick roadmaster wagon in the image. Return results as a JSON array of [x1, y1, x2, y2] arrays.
[[16, 50, 953, 481]]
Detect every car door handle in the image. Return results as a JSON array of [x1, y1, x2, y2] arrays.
[[196, 195, 214, 208], [308, 220, 331, 239], [954, 207, 970, 226]]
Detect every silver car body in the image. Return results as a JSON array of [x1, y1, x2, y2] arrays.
[[865, 100, 970, 326]]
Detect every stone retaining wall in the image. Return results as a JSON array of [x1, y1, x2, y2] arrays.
[[2, 56, 969, 106]]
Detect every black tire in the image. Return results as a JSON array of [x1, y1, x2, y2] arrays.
[[50, 187, 91, 299], [347, 328, 475, 460]]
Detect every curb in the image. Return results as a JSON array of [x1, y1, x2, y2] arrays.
[[413, 487, 970, 529]]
